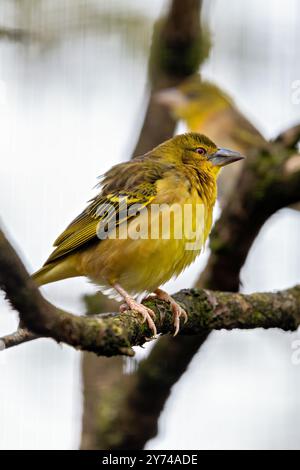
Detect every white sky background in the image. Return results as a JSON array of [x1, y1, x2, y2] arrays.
[[0, 0, 300, 450]]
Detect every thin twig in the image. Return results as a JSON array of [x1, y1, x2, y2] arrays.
[[0, 329, 39, 350]]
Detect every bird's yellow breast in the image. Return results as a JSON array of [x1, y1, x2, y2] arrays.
[[78, 174, 215, 296]]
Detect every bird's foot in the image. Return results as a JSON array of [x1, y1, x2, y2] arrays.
[[154, 288, 188, 336], [114, 284, 157, 336], [119, 299, 157, 336]]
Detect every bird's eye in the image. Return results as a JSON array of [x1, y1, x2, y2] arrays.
[[195, 147, 206, 155]]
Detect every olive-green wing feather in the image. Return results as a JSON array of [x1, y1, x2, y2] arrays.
[[41, 156, 173, 267], [44, 184, 156, 266]]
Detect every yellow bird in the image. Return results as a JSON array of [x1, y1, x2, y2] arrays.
[[33, 133, 244, 335]]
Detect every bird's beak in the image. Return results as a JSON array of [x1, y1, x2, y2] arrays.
[[155, 88, 187, 107], [208, 148, 245, 167]]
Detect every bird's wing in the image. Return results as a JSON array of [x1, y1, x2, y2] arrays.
[[43, 158, 171, 266], [44, 183, 157, 265]]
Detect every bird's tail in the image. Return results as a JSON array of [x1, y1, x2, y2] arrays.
[[32, 264, 58, 286], [32, 258, 79, 286]]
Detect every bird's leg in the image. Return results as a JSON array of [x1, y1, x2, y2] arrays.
[[154, 288, 188, 336], [113, 283, 157, 336]]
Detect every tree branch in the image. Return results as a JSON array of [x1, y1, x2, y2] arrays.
[[275, 123, 300, 150], [1, 228, 300, 356], [0, 328, 38, 350], [96, 334, 207, 449]]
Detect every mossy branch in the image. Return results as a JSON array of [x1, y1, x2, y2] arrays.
[[1, 229, 300, 356]]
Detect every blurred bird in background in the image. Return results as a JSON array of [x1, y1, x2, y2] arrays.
[[33, 132, 244, 335], [156, 75, 266, 201]]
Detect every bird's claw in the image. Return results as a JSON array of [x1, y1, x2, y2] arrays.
[[119, 300, 157, 337], [154, 289, 188, 336], [171, 301, 188, 336]]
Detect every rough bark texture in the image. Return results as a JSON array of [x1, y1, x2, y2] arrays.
[[0, 328, 38, 349]]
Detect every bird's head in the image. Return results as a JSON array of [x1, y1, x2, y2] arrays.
[[153, 132, 245, 177], [156, 75, 232, 126]]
